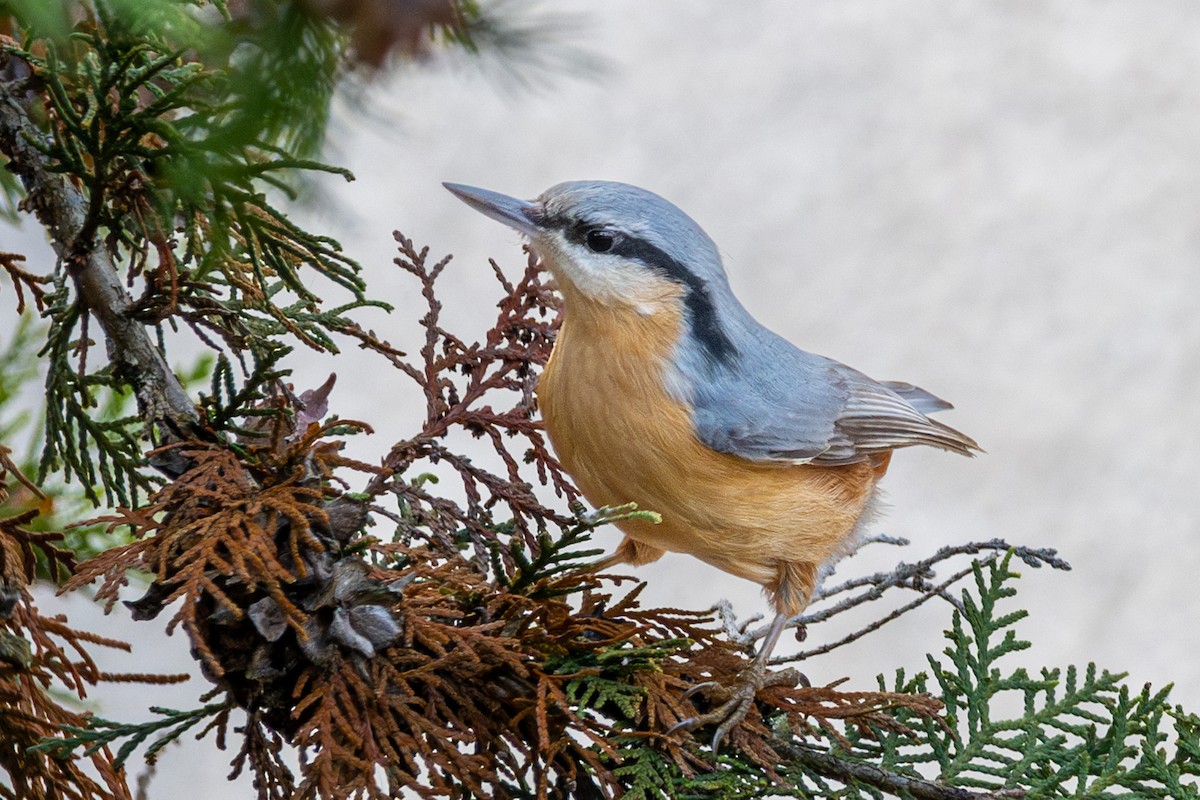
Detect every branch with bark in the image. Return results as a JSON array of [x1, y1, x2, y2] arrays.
[[0, 52, 198, 441]]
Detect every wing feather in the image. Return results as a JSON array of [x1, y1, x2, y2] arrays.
[[831, 375, 977, 457], [879, 381, 955, 413], [686, 334, 979, 466]]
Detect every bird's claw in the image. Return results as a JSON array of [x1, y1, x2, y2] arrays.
[[681, 680, 721, 700], [668, 683, 758, 754], [669, 667, 805, 755]]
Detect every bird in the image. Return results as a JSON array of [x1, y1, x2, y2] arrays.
[[444, 179, 979, 749]]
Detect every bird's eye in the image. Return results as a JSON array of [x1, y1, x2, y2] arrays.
[[585, 229, 615, 253]]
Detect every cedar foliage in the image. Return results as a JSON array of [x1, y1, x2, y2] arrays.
[[1, 446, 189, 800], [0, 3, 1196, 799]]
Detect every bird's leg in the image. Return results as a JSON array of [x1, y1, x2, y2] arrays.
[[669, 610, 804, 753], [671, 560, 816, 753], [584, 536, 665, 573]]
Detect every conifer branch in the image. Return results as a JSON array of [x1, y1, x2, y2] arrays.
[[3, 7, 1195, 799], [0, 52, 198, 440], [737, 538, 1071, 664], [777, 742, 1025, 800]]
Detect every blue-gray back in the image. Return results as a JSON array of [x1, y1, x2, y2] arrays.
[[538, 180, 979, 464]]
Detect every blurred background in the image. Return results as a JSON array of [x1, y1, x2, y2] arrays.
[[11, 1, 1200, 795]]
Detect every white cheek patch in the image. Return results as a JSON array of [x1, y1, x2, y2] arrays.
[[535, 235, 680, 310]]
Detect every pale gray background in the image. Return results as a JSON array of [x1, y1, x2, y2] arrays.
[[11, 2, 1200, 795]]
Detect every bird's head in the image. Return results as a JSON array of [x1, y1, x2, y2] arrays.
[[444, 181, 734, 319]]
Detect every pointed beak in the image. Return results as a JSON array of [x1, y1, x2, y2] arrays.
[[443, 182, 541, 238]]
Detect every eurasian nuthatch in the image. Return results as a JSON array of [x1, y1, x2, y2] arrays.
[[445, 180, 978, 746]]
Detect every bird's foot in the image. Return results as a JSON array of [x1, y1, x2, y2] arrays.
[[669, 665, 805, 755]]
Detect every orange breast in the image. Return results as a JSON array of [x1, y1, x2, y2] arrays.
[[537, 288, 882, 592]]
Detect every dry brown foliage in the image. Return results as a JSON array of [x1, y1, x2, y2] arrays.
[[0, 251, 49, 315], [368, 234, 577, 568], [0, 447, 179, 800], [52, 244, 947, 798]]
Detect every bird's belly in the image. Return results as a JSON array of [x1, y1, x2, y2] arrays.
[[538, 313, 879, 587]]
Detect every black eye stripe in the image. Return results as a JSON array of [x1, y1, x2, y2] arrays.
[[541, 214, 737, 365], [557, 219, 601, 248], [604, 235, 737, 364]]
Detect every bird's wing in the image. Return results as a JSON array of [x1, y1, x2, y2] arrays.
[[823, 368, 979, 463], [687, 336, 979, 466], [877, 381, 954, 414]]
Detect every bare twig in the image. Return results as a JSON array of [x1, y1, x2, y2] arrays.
[[817, 539, 1068, 606], [776, 563, 979, 664], [778, 741, 1026, 800], [715, 539, 1070, 660]]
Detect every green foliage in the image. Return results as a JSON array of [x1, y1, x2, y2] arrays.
[[924, 558, 1199, 798], [0, 312, 136, 554], [37, 278, 152, 506], [0, 314, 216, 571], [22, 1, 368, 306], [0, 169, 21, 223], [630, 752, 804, 800], [499, 503, 659, 595], [794, 555, 1200, 799], [4, 6, 1193, 800], [516, 552, 1198, 799], [0, 1, 401, 506], [31, 701, 229, 769], [555, 635, 688, 722]]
